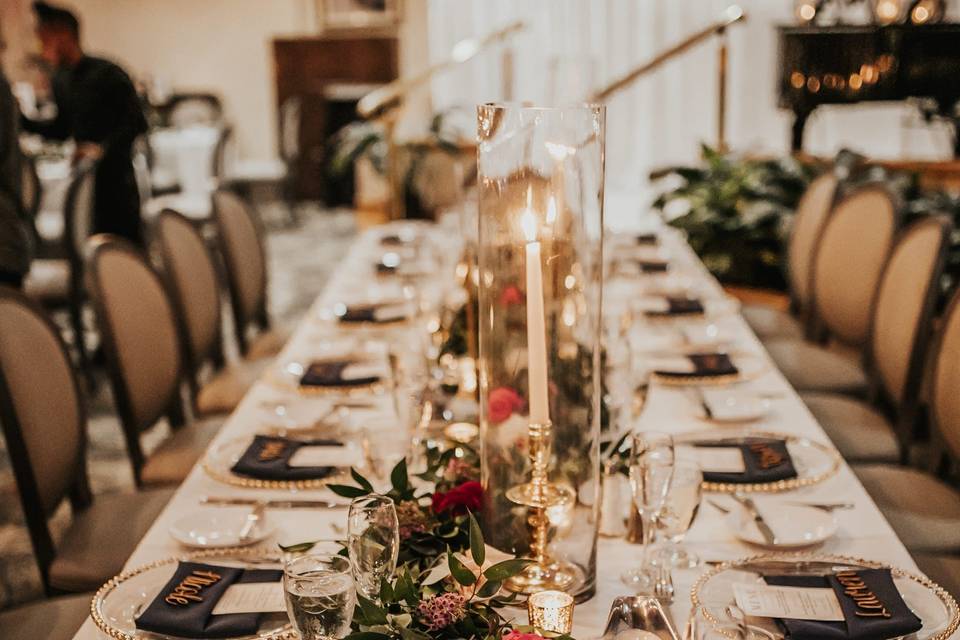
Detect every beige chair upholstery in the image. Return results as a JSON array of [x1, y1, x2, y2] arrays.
[[913, 553, 960, 599], [794, 218, 949, 461], [247, 325, 293, 360], [196, 358, 270, 416], [48, 488, 174, 591], [0, 288, 173, 594], [802, 392, 899, 463], [0, 594, 93, 640], [744, 173, 838, 341], [854, 465, 960, 552], [765, 339, 868, 395], [86, 237, 224, 487]]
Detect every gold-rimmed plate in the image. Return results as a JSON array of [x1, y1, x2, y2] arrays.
[[691, 553, 959, 640], [201, 436, 356, 490], [647, 351, 769, 387], [264, 357, 389, 397], [674, 429, 841, 493], [91, 547, 295, 640]]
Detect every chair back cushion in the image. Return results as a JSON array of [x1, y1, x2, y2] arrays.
[[933, 289, 960, 461], [155, 211, 220, 369], [0, 291, 82, 515], [811, 186, 898, 346], [871, 218, 949, 404], [212, 190, 266, 329], [87, 238, 181, 432], [787, 173, 837, 307]]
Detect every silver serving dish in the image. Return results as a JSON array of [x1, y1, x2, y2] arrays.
[[601, 596, 680, 640]]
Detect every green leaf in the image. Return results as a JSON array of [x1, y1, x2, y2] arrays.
[[468, 511, 484, 567], [356, 594, 388, 625], [447, 551, 477, 586], [482, 558, 533, 582], [378, 577, 394, 603], [328, 483, 369, 499], [351, 467, 375, 493], [345, 633, 392, 640], [277, 540, 316, 553], [475, 579, 502, 599], [399, 628, 431, 640], [393, 569, 418, 606], [390, 458, 409, 493]]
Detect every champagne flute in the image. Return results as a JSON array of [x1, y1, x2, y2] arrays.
[[652, 459, 702, 568], [284, 554, 355, 640], [621, 431, 674, 589], [347, 494, 399, 600]]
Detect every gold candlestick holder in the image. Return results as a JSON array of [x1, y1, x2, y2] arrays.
[[505, 420, 578, 594]]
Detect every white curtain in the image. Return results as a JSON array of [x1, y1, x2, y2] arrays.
[[426, 0, 957, 196]]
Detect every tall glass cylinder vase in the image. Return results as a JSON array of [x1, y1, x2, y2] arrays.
[[476, 103, 605, 602]]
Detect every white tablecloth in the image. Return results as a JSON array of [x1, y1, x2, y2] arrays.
[[69, 202, 931, 640]]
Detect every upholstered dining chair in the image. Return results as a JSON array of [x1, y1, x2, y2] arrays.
[[742, 171, 839, 341], [0, 286, 173, 594], [764, 183, 901, 395], [85, 235, 225, 487], [153, 208, 269, 416], [801, 216, 951, 464], [23, 159, 97, 385], [854, 283, 960, 554], [212, 188, 290, 359], [0, 593, 93, 640]]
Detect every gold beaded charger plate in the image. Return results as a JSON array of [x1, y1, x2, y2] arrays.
[[264, 356, 388, 397], [648, 351, 769, 387], [690, 553, 959, 640], [674, 429, 841, 493], [91, 547, 295, 640], [202, 435, 353, 490]]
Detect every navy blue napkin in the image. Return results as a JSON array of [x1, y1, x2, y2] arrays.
[[338, 304, 405, 324], [299, 360, 380, 388], [697, 439, 797, 484], [645, 296, 705, 317], [380, 234, 404, 246], [377, 261, 398, 274], [635, 233, 659, 245], [764, 569, 922, 639], [638, 260, 669, 273], [231, 436, 342, 480], [136, 562, 282, 638], [655, 352, 738, 379]]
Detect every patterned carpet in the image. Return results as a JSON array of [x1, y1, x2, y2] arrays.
[[0, 202, 357, 609]]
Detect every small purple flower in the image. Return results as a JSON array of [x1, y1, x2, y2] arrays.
[[417, 592, 466, 631], [395, 500, 429, 540]]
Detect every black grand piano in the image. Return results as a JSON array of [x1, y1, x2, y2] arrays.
[[778, 24, 960, 155]]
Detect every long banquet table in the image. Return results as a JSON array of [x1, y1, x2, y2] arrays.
[[71, 199, 930, 639]]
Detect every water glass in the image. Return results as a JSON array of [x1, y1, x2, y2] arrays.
[[347, 494, 400, 599], [653, 459, 703, 568], [621, 431, 674, 589], [284, 554, 355, 640]]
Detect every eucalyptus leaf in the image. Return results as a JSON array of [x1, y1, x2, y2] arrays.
[[468, 511, 484, 566], [277, 540, 316, 553], [329, 483, 369, 499], [475, 579, 502, 599], [482, 559, 532, 582], [345, 633, 392, 640], [447, 551, 477, 586], [356, 594, 388, 625], [350, 467, 375, 493], [390, 458, 409, 493]]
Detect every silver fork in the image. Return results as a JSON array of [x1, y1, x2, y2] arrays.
[[654, 564, 675, 602]]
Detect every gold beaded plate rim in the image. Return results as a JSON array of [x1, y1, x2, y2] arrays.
[[690, 553, 960, 640], [674, 429, 842, 493], [90, 546, 296, 640], [263, 359, 387, 397], [201, 435, 351, 490], [650, 353, 770, 387]]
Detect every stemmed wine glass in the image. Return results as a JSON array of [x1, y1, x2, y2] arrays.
[[347, 494, 400, 600], [652, 459, 702, 569], [621, 430, 675, 589]]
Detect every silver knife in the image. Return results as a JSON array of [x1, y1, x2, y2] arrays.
[[202, 497, 349, 509], [733, 494, 778, 545]]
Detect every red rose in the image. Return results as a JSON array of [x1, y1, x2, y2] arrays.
[[432, 481, 484, 515], [488, 386, 525, 424], [498, 284, 524, 307]]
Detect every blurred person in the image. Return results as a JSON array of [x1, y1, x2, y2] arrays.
[[0, 41, 32, 289], [21, 1, 148, 245]]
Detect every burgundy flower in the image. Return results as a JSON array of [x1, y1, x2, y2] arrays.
[[432, 480, 483, 515], [488, 386, 525, 424], [498, 284, 524, 307]]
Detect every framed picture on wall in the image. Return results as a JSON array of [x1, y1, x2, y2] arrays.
[[317, 0, 401, 32]]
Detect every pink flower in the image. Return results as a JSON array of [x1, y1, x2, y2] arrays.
[[417, 592, 466, 631], [432, 481, 484, 515], [488, 386, 525, 424], [395, 500, 429, 540], [444, 458, 478, 483], [503, 632, 548, 640], [498, 284, 524, 307]]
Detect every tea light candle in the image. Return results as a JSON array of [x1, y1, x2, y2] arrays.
[[443, 422, 479, 444], [527, 590, 574, 634]]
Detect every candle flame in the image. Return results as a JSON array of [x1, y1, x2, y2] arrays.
[[520, 209, 538, 242]]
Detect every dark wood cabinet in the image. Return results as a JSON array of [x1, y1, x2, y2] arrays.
[[273, 35, 398, 200]]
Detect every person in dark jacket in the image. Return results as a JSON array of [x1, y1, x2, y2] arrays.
[[21, 1, 148, 245], [0, 64, 31, 289]]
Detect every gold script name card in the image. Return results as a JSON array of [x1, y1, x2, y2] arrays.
[[164, 569, 222, 606], [836, 571, 892, 618]]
